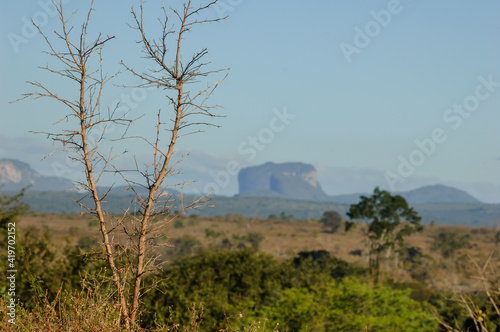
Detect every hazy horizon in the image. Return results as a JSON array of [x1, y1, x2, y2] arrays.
[[1, 0, 499, 202], [1, 151, 499, 204]]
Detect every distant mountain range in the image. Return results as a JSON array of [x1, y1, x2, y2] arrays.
[[237, 162, 481, 205], [0, 158, 73, 192], [399, 185, 480, 204], [329, 185, 480, 205], [0, 159, 482, 205], [2, 158, 497, 226]]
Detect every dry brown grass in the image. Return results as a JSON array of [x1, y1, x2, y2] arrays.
[[17, 213, 499, 293]]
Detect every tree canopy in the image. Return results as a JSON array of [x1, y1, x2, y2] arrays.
[[346, 187, 423, 283]]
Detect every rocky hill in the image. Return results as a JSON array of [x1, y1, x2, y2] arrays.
[[330, 185, 481, 205], [238, 162, 329, 201], [238, 162, 482, 205], [0, 159, 494, 226], [0, 158, 180, 195], [399, 184, 480, 204], [0, 159, 73, 192]]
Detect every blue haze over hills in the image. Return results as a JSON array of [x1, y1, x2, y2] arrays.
[[0, 158, 482, 205], [2, 158, 498, 226]]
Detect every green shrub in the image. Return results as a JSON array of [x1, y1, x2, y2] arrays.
[[431, 231, 470, 258], [349, 249, 363, 256], [88, 220, 99, 228], [265, 277, 438, 332], [320, 210, 342, 233], [245, 232, 265, 251], [77, 236, 98, 250], [142, 249, 285, 330], [205, 228, 223, 238], [170, 235, 202, 257], [174, 219, 185, 228], [187, 214, 200, 226]]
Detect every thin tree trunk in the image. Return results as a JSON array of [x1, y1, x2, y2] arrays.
[[129, 85, 183, 323], [78, 69, 130, 325]]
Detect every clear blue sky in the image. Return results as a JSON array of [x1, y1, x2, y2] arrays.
[[1, 0, 499, 200]]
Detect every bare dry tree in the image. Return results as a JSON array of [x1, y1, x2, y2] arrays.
[[15, 0, 133, 323], [120, 0, 228, 325], [17, 0, 228, 328]]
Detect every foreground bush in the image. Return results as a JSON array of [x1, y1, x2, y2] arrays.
[[265, 277, 437, 332], [143, 249, 286, 330], [143, 249, 436, 331]]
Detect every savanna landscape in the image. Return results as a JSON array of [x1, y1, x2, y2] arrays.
[[1, 195, 500, 330], [1, 0, 500, 331]]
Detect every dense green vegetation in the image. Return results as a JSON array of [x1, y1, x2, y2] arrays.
[[2, 228, 496, 331], [142, 249, 439, 331]]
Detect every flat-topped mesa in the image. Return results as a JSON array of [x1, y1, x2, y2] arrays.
[[238, 162, 329, 201]]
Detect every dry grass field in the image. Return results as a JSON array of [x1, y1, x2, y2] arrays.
[[17, 212, 499, 293]]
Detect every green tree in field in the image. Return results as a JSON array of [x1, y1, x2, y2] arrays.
[[346, 187, 423, 284], [320, 210, 343, 233]]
